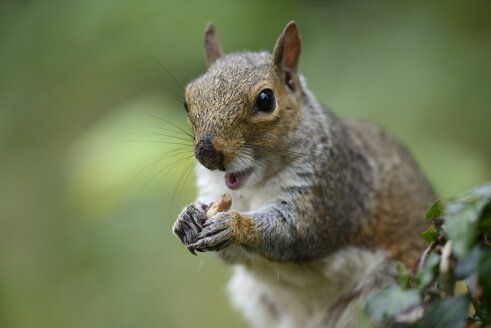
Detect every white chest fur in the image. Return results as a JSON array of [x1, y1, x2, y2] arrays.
[[194, 164, 395, 327], [227, 247, 394, 328]]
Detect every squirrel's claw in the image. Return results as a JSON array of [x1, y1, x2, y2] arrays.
[[190, 228, 232, 253], [186, 245, 198, 256], [190, 212, 235, 253], [174, 206, 243, 254], [173, 202, 209, 251]]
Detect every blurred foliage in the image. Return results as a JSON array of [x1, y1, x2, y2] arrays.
[[365, 182, 491, 327], [0, 0, 490, 327]]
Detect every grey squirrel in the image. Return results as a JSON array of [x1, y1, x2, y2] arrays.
[[172, 21, 435, 328]]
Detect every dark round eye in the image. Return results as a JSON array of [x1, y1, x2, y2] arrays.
[[184, 101, 189, 113], [254, 89, 275, 114]]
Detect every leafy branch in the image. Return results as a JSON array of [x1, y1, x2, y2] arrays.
[[365, 182, 491, 328]]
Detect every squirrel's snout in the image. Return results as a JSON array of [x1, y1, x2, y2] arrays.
[[194, 136, 225, 171]]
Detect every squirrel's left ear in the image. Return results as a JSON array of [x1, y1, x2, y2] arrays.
[[204, 22, 223, 67], [273, 21, 301, 91]]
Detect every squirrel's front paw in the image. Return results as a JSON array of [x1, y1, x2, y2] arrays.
[[189, 211, 254, 253], [173, 202, 209, 255]]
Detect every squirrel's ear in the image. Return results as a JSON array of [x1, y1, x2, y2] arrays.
[[273, 21, 301, 87], [204, 23, 223, 67]]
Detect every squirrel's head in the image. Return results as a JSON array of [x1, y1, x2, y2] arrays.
[[185, 22, 303, 190]]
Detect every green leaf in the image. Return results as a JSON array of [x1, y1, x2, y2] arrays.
[[453, 245, 482, 279], [420, 295, 470, 328], [478, 204, 491, 236], [416, 252, 440, 290], [397, 262, 411, 290], [444, 183, 491, 258], [421, 228, 439, 245], [478, 248, 491, 314], [442, 183, 491, 259], [426, 200, 444, 219], [365, 285, 421, 322], [443, 200, 482, 259]]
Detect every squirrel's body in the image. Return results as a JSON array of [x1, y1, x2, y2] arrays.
[[173, 23, 435, 328]]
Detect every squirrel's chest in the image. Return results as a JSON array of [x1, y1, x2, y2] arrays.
[[227, 247, 396, 328]]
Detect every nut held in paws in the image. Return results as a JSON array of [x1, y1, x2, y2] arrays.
[[206, 193, 232, 219]]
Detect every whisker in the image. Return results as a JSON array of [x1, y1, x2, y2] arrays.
[[147, 81, 185, 103], [133, 124, 193, 136], [119, 139, 193, 147], [243, 143, 320, 163], [147, 55, 185, 92], [244, 142, 312, 158], [137, 110, 194, 139], [235, 152, 289, 190], [170, 160, 195, 215], [114, 129, 193, 143], [146, 94, 186, 105], [254, 157, 289, 190], [129, 147, 193, 187], [138, 153, 195, 194]]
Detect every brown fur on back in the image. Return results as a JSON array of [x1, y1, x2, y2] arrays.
[[347, 121, 435, 266]]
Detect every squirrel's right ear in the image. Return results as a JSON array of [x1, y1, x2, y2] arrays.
[[204, 23, 223, 67], [273, 21, 301, 91]]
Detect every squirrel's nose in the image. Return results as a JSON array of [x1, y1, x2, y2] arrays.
[[194, 135, 225, 171]]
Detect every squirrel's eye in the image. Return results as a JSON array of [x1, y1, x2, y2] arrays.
[[254, 89, 275, 114], [184, 101, 189, 113]]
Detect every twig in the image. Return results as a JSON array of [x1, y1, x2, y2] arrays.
[[433, 217, 445, 229], [418, 241, 437, 272], [439, 241, 453, 297]]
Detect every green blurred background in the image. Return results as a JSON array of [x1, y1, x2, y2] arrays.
[[0, 0, 490, 327]]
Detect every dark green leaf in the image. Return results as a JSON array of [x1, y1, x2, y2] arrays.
[[426, 200, 444, 219], [397, 262, 411, 290], [365, 285, 421, 322], [420, 295, 470, 328], [478, 204, 491, 236], [421, 228, 439, 245], [453, 245, 482, 279], [416, 252, 440, 290], [443, 202, 480, 259], [470, 300, 489, 324], [443, 183, 491, 258], [478, 248, 491, 314]]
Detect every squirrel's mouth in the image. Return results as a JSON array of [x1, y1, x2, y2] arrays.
[[225, 168, 253, 190]]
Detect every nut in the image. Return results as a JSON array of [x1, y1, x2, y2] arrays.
[[206, 193, 232, 218]]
